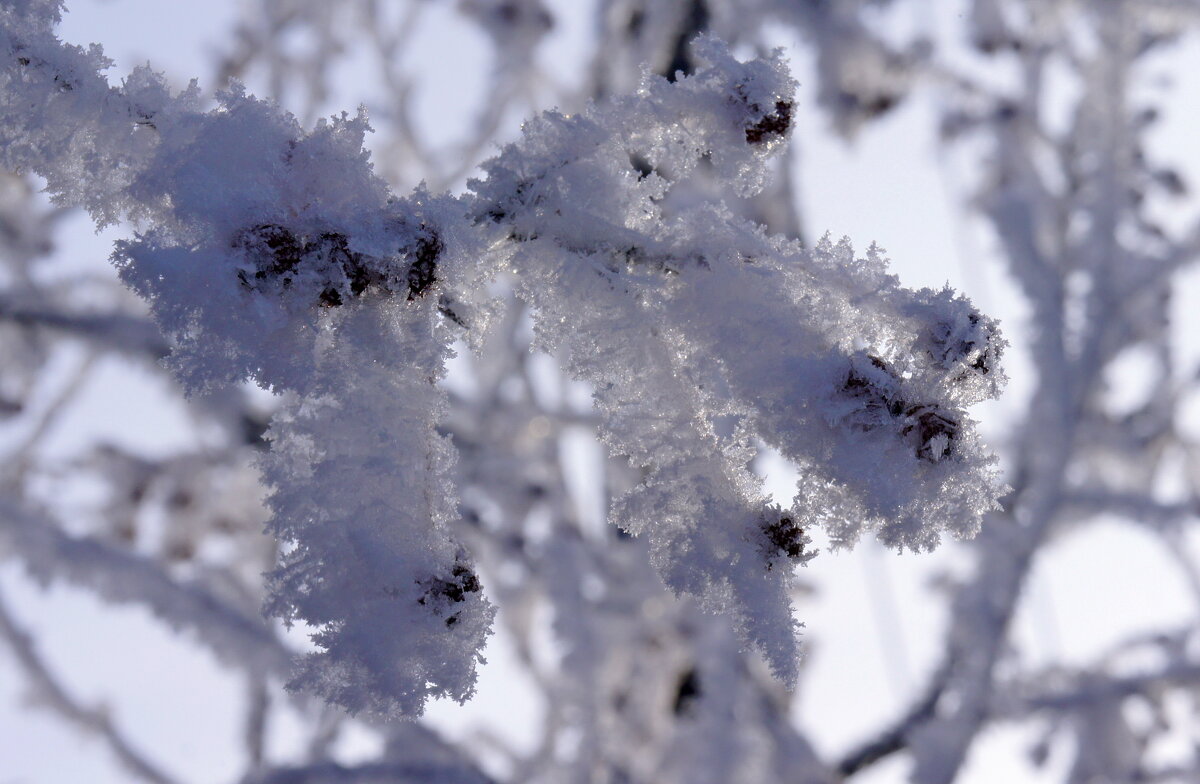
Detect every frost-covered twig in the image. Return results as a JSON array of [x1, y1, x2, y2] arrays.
[[1012, 662, 1200, 713], [0, 502, 292, 677], [836, 662, 951, 778], [0, 297, 170, 358], [0, 0, 1008, 720], [240, 760, 494, 784], [903, 2, 1200, 779]]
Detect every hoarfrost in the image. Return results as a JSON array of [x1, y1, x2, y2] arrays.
[[0, 2, 1005, 713]]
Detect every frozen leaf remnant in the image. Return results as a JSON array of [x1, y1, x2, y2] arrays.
[[0, 4, 1004, 715]]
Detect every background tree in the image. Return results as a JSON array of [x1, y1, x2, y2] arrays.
[[2, 1, 1200, 783]]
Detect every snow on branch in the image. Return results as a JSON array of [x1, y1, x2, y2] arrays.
[[0, 502, 292, 677], [0, 5, 1005, 715], [471, 36, 1005, 679]]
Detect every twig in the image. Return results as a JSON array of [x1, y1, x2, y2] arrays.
[[0, 502, 292, 678], [836, 663, 949, 779], [0, 590, 181, 784]]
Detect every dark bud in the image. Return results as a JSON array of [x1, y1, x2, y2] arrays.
[[627, 8, 645, 36], [864, 94, 896, 118], [405, 228, 442, 300], [235, 225, 394, 306], [496, 2, 519, 23], [629, 153, 655, 180], [842, 355, 901, 419], [310, 231, 380, 304], [901, 405, 958, 462], [312, 233, 356, 283], [418, 563, 482, 608], [1154, 168, 1188, 197], [763, 514, 806, 562], [663, 0, 709, 82], [165, 538, 195, 562], [673, 668, 702, 716], [132, 107, 156, 129], [972, 33, 1025, 55], [930, 311, 999, 377], [240, 412, 270, 449], [438, 295, 468, 328], [836, 90, 900, 122], [745, 100, 793, 144], [234, 224, 305, 284], [492, 1, 553, 30], [995, 101, 1020, 122], [842, 354, 960, 463]]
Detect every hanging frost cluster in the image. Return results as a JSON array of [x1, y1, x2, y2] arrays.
[[0, 0, 1005, 717]]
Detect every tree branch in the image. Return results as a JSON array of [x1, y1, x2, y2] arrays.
[[0, 503, 292, 678], [0, 590, 182, 784]]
